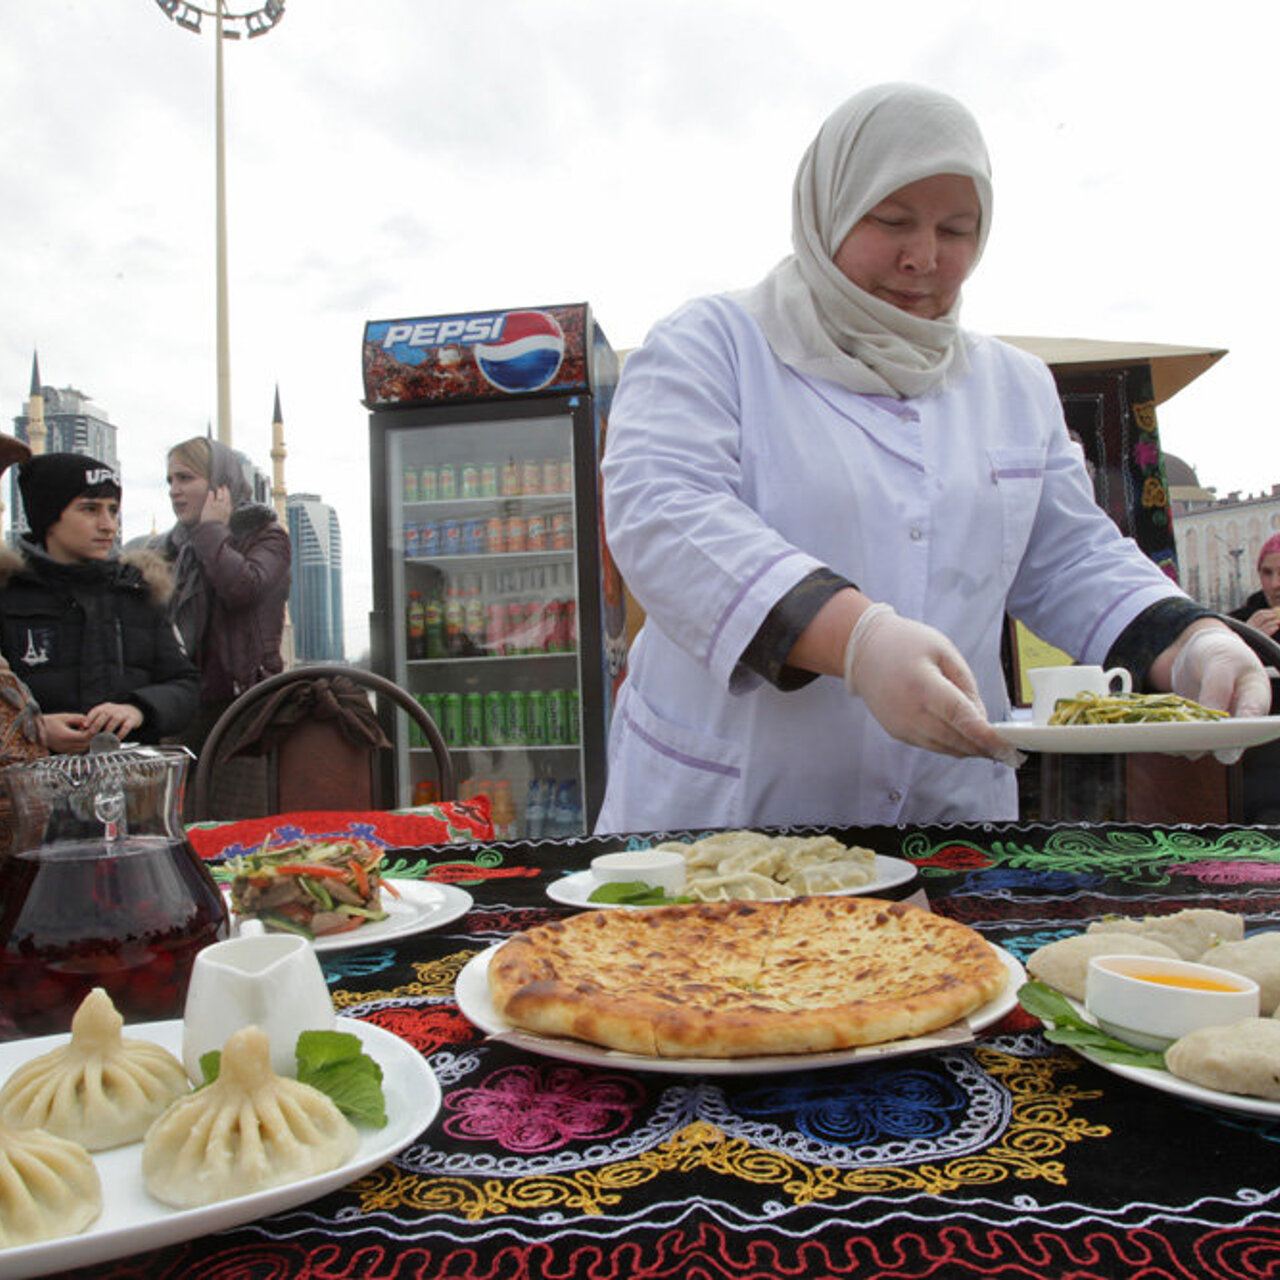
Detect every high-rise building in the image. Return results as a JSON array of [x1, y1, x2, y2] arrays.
[[9, 353, 120, 541], [287, 493, 344, 662]]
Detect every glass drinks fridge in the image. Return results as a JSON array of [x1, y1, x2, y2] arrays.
[[363, 303, 628, 838]]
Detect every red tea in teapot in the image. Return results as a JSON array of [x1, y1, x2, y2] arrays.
[[0, 835, 228, 1037]]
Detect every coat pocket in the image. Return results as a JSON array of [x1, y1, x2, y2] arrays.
[[987, 446, 1046, 582], [600, 683, 744, 832]]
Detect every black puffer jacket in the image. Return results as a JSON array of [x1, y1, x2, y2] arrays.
[[0, 539, 198, 741]]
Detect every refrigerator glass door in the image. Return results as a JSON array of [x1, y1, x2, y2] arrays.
[[389, 412, 583, 838]]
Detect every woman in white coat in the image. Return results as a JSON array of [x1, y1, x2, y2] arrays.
[[596, 82, 1268, 834]]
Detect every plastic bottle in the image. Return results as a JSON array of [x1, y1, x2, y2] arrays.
[[425, 587, 446, 659], [490, 779, 518, 841], [524, 777, 549, 840], [444, 587, 464, 655], [550, 779, 581, 837], [406, 591, 426, 660]]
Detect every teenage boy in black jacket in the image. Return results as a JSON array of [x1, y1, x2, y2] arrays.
[[0, 453, 197, 753]]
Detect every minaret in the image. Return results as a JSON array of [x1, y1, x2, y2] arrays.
[[271, 387, 295, 669], [270, 385, 287, 525], [27, 351, 47, 456]]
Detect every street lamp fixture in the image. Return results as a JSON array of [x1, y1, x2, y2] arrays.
[[151, 1, 287, 444]]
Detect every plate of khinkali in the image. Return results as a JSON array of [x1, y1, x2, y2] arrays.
[[0, 1016, 439, 1279]]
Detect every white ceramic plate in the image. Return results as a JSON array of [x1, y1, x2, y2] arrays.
[[990, 714, 1280, 755], [225, 880, 473, 952], [545, 854, 917, 909], [0, 1017, 440, 1280], [455, 943, 1023, 1075], [1047, 995, 1280, 1118]]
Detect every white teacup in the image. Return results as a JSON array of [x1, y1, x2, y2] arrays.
[[1029, 664, 1132, 725], [182, 933, 335, 1082]]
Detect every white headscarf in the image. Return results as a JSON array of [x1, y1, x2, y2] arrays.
[[739, 83, 993, 399]]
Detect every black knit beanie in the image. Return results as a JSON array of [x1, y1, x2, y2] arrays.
[[18, 453, 121, 545]]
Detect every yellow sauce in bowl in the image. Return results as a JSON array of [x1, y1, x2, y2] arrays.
[[1129, 972, 1245, 993]]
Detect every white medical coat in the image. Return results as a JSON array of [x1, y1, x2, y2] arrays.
[[595, 296, 1186, 832]]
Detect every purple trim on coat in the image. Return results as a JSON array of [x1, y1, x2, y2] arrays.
[[707, 548, 806, 663], [619, 705, 741, 779], [1080, 583, 1142, 655]]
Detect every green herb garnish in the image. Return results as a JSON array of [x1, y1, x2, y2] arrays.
[[197, 1029, 387, 1127], [586, 879, 685, 906], [1017, 980, 1168, 1069]]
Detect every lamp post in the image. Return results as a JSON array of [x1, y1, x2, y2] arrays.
[[151, 1, 287, 447]]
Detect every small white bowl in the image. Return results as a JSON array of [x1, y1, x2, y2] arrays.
[[590, 849, 686, 896], [1084, 953, 1260, 1051]]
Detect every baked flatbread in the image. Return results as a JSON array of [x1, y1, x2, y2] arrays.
[[488, 897, 1007, 1058]]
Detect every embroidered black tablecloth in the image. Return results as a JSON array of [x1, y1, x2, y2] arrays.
[[59, 820, 1280, 1280]]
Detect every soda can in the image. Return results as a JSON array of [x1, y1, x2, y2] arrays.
[[546, 689, 567, 745], [422, 692, 443, 731], [413, 778, 438, 806], [505, 690, 527, 744], [542, 458, 560, 495], [484, 691, 506, 746], [438, 464, 458, 500], [419, 466, 438, 502], [567, 690, 580, 744], [464, 692, 485, 747], [463, 518, 486, 554], [559, 457, 574, 492], [501, 458, 521, 496], [404, 468, 419, 504], [505, 515, 527, 553], [521, 459, 542, 496], [526, 514, 547, 552], [419, 520, 439, 556], [551, 512, 572, 550], [404, 522, 420, 559], [480, 463, 499, 498], [441, 693, 463, 747], [460, 464, 481, 499], [441, 519, 462, 555], [526, 690, 547, 746], [485, 516, 505, 554]]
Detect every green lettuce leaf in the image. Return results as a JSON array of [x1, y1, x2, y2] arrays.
[[1017, 980, 1168, 1069]]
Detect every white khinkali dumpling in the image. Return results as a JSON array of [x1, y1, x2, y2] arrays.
[[1086, 908, 1244, 961], [1026, 934, 1180, 1001], [0, 1116, 101, 1248], [0, 987, 189, 1151], [1165, 1018, 1280, 1100], [1198, 933, 1280, 1015], [686, 871, 792, 901], [143, 1025, 358, 1208]]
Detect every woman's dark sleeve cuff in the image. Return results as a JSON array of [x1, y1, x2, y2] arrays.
[[1105, 596, 1216, 688], [740, 568, 855, 691]]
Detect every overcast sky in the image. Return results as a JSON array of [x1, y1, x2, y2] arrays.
[[2, 1, 1276, 656]]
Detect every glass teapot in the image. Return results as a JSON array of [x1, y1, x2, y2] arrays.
[[0, 737, 229, 1038]]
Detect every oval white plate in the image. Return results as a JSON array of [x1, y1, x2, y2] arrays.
[[546, 854, 917, 909], [455, 942, 1022, 1075], [0, 1018, 439, 1280], [225, 880, 473, 951], [990, 715, 1280, 755]]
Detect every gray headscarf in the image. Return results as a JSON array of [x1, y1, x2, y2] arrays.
[[738, 83, 993, 399]]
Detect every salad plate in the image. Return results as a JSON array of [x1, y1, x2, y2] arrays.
[[0, 1018, 439, 1280], [545, 854, 917, 909], [225, 880, 473, 952], [990, 715, 1280, 755]]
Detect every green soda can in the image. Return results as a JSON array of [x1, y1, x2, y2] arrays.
[[420, 693, 443, 743], [546, 689, 567, 745], [526, 690, 547, 746], [484, 691, 506, 746], [442, 693, 463, 747], [464, 692, 485, 747], [505, 691, 527, 744], [567, 689, 581, 744]]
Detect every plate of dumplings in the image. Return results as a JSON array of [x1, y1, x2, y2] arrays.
[[0, 989, 440, 1278], [1025, 907, 1280, 1116]]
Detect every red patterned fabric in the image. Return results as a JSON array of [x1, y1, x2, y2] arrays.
[[186, 799, 493, 860]]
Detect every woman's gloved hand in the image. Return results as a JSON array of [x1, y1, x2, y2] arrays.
[[842, 603, 1022, 766], [1169, 626, 1271, 765]]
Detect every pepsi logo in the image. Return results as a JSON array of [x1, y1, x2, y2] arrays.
[[475, 310, 565, 394]]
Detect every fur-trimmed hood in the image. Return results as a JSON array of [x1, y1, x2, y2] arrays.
[[0, 539, 177, 607]]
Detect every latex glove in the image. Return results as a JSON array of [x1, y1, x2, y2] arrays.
[[843, 603, 1022, 767], [1170, 627, 1271, 765]]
